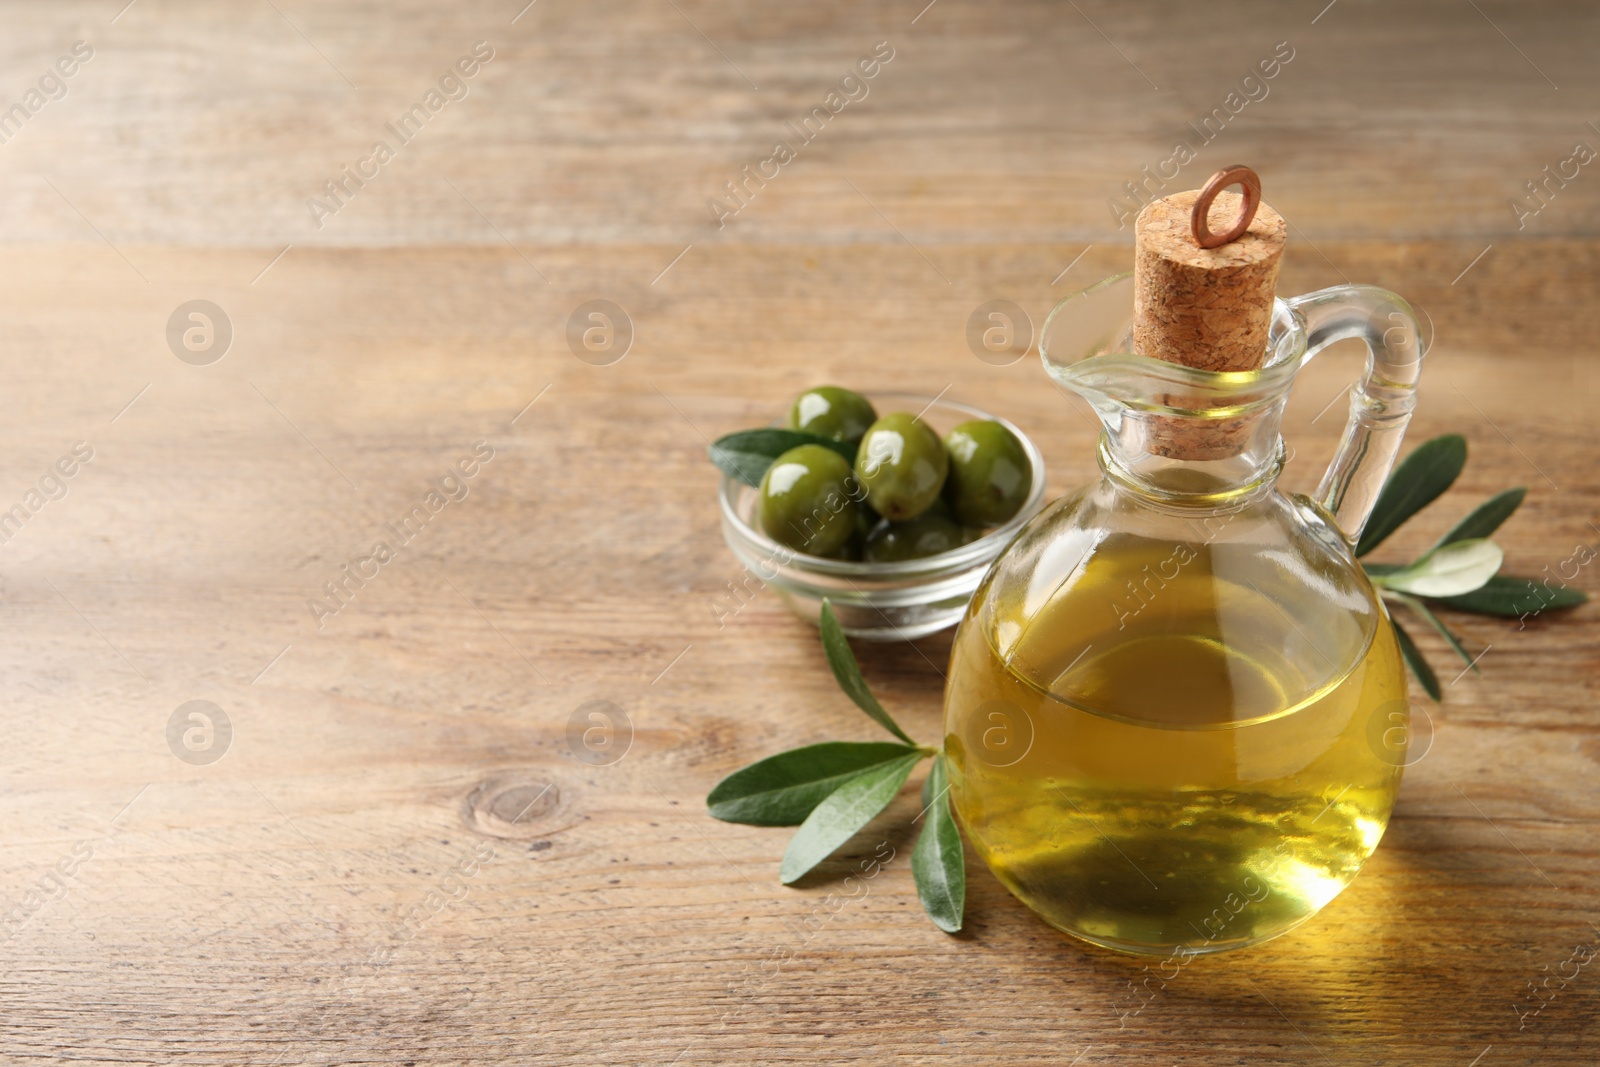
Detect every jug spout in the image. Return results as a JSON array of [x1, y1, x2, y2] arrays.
[[1040, 273, 1425, 541], [1040, 273, 1307, 501]]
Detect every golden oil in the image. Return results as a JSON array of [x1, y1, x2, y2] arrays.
[[944, 524, 1408, 955]]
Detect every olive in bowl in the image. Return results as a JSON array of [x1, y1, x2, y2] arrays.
[[862, 512, 967, 563], [943, 419, 1033, 527], [757, 444, 859, 556], [787, 386, 877, 444], [855, 412, 949, 521]]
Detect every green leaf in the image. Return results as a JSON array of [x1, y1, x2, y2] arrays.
[[1391, 618, 1441, 702], [707, 741, 922, 826], [1356, 434, 1467, 557], [1387, 592, 1476, 670], [1376, 538, 1503, 598], [1436, 487, 1525, 547], [912, 754, 966, 933], [780, 751, 922, 884], [819, 600, 916, 745], [709, 429, 856, 488], [1429, 574, 1589, 617]]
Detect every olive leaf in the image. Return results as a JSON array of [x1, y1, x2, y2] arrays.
[[707, 741, 923, 826], [819, 599, 917, 745], [705, 601, 963, 926], [912, 754, 965, 934], [1374, 538, 1503, 598], [1356, 434, 1467, 557], [1429, 575, 1588, 617], [1358, 441, 1585, 700], [1436, 487, 1525, 548], [1385, 591, 1475, 670], [780, 751, 923, 884], [709, 429, 856, 488], [1391, 618, 1441, 701]]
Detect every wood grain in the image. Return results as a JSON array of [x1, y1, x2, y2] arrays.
[[0, 2, 1597, 1065]]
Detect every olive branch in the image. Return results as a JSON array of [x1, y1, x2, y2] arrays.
[[707, 600, 964, 931], [1356, 434, 1587, 699]]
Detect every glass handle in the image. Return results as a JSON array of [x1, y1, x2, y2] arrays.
[[1285, 285, 1425, 546]]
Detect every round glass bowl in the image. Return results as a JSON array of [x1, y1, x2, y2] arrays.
[[717, 393, 1047, 641]]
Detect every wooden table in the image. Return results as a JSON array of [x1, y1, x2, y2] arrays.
[[2, 2, 1596, 1063]]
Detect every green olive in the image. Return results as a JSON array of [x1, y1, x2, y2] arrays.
[[822, 499, 880, 562], [852, 500, 881, 541], [943, 419, 1031, 527], [758, 444, 859, 555], [787, 386, 878, 444], [855, 412, 949, 521], [820, 539, 863, 562], [863, 513, 965, 563]]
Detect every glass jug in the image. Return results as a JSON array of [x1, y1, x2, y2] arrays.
[[943, 272, 1424, 955]]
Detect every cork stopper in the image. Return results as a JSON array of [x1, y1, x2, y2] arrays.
[[1132, 166, 1286, 460]]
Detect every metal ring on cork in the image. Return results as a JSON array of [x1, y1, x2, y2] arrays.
[[1190, 165, 1262, 249]]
